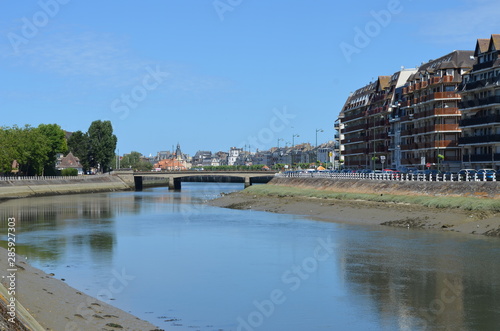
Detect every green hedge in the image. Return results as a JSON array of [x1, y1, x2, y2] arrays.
[[61, 168, 78, 176]]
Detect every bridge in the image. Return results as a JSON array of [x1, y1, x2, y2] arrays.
[[113, 170, 276, 190]]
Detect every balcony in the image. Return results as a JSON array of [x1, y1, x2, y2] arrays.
[[421, 81, 428, 89], [373, 133, 388, 140], [401, 129, 413, 136], [462, 153, 500, 162], [413, 108, 460, 120], [442, 75, 453, 83], [432, 92, 461, 100], [344, 123, 368, 132], [342, 112, 365, 122], [434, 107, 460, 116], [472, 60, 495, 71], [342, 136, 367, 144], [429, 77, 441, 85], [429, 124, 460, 132], [347, 148, 369, 155], [460, 114, 500, 127], [372, 94, 386, 103], [459, 96, 500, 109], [415, 140, 458, 149], [400, 143, 418, 150], [458, 134, 500, 145]]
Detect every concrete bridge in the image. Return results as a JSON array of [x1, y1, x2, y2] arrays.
[[113, 170, 276, 190]]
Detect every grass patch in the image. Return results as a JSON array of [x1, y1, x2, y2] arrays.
[[245, 185, 500, 212]]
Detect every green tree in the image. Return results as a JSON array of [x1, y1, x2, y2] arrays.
[[38, 124, 68, 175], [0, 128, 18, 173], [87, 120, 117, 173], [13, 125, 50, 175], [67, 130, 90, 172], [120, 151, 153, 171]]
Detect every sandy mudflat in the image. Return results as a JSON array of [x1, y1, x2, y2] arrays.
[[209, 190, 500, 237], [0, 247, 160, 331]]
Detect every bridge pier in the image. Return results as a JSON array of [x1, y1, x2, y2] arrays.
[[244, 176, 251, 188], [168, 176, 181, 190], [134, 176, 143, 191]]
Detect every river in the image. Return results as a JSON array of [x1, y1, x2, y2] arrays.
[[0, 183, 499, 330]]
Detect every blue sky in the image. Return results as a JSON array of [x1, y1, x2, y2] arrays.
[[1, 0, 500, 157]]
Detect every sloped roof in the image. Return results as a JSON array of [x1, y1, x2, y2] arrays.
[[475, 38, 490, 56], [490, 34, 500, 51], [58, 152, 82, 169], [419, 50, 474, 73], [378, 76, 391, 90]]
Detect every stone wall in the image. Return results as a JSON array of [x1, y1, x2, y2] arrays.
[[269, 177, 500, 199], [0, 175, 132, 199]]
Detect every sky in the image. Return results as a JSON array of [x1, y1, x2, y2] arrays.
[[1, 0, 500, 157]]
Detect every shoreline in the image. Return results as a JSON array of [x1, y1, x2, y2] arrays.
[[0, 247, 161, 331], [208, 187, 500, 238]]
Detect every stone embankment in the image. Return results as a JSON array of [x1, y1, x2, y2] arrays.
[[0, 175, 133, 200], [270, 177, 500, 199]]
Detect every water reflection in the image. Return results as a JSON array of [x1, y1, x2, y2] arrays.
[[0, 184, 499, 330], [335, 227, 500, 330]]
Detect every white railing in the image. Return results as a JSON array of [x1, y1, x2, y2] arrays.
[[276, 172, 498, 182], [0, 174, 108, 181]]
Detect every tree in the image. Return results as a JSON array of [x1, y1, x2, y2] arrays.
[[12, 125, 50, 175], [67, 130, 90, 173], [120, 151, 153, 171], [0, 128, 18, 173], [87, 120, 117, 173], [38, 124, 68, 175]]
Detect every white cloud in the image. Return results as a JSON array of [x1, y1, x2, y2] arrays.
[[417, 0, 500, 45]]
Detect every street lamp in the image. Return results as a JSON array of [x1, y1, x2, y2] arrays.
[[315, 129, 324, 148], [315, 129, 324, 164], [292, 134, 299, 147], [277, 138, 283, 150]]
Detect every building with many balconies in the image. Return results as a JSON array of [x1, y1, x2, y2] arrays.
[[398, 51, 474, 171], [458, 35, 500, 170], [339, 69, 416, 170], [339, 81, 377, 168]]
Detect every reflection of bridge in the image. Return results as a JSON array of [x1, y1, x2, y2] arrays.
[[115, 171, 276, 190]]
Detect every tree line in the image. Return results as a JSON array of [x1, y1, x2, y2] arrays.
[[0, 120, 117, 176]]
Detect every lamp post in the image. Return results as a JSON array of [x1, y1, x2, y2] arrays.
[[292, 134, 299, 148], [277, 138, 283, 150], [315, 129, 323, 164], [315, 129, 323, 148]]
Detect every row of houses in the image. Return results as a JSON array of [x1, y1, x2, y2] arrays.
[[150, 143, 337, 170], [335, 34, 500, 172]]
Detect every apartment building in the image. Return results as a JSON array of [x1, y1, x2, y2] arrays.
[[459, 35, 500, 170], [397, 51, 474, 171], [339, 69, 416, 169], [387, 69, 418, 169], [339, 81, 377, 168]]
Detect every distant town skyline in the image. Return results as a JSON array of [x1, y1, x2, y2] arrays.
[[2, 1, 500, 156]]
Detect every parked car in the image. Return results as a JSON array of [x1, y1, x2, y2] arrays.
[[477, 169, 497, 181], [458, 169, 477, 181], [382, 168, 400, 178]]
